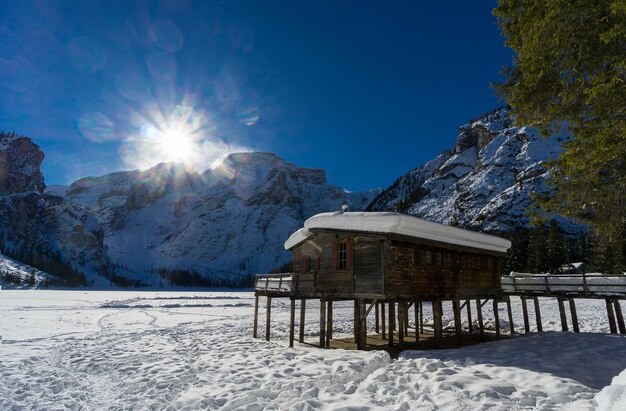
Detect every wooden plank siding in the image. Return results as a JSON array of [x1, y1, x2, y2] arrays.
[[288, 229, 504, 300]]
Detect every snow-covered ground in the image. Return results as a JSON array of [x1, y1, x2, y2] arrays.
[[1, 290, 625, 410]]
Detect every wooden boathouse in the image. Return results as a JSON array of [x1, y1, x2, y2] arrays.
[[253, 211, 513, 350]]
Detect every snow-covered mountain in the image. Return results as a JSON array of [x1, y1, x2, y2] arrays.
[[0, 132, 113, 287], [48, 152, 379, 285], [368, 108, 575, 232]]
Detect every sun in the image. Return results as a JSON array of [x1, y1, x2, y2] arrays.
[[156, 128, 195, 162]]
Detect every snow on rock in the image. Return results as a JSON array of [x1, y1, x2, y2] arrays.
[[367, 108, 579, 233], [285, 211, 512, 253], [0, 252, 50, 288], [594, 368, 626, 410], [56, 152, 381, 284]]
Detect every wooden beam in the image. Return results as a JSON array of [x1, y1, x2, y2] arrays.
[[299, 299, 306, 343], [381, 303, 386, 340], [320, 300, 327, 348], [533, 297, 543, 332], [476, 299, 485, 342], [359, 300, 367, 350], [466, 299, 473, 332], [493, 299, 500, 338], [433, 300, 442, 348], [614, 300, 626, 334], [521, 297, 530, 333], [289, 298, 296, 348], [569, 298, 579, 333], [388, 302, 395, 348], [506, 297, 514, 336], [326, 301, 333, 346], [414, 300, 420, 341], [419, 301, 424, 334], [453, 300, 462, 339], [607, 299, 618, 334], [253, 295, 259, 338], [557, 298, 568, 331], [266, 296, 272, 341], [375, 303, 380, 334], [398, 303, 405, 344]]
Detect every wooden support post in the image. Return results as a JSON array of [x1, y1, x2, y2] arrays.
[[375, 303, 380, 334], [506, 297, 514, 336], [388, 302, 395, 347], [404, 303, 410, 335], [358, 300, 367, 350], [607, 299, 618, 334], [493, 299, 500, 338], [398, 303, 405, 344], [569, 298, 579, 333], [419, 301, 424, 334], [533, 297, 543, 332], [289, 298, 296, 348], [476, 299, 485, 342], [521, 297, 530, 333], [453, 299, 462, 338], [614, 300, 626, 334], [326, 301, 333, 346], [299, 299, 306, 343], [381, 303, 386, 340], [433, 300, 442, 348], [353, 301, 359, 340], [466, 299, 473, 332], [320, 300, 327, 348], [558, 298, 568, 331], [265, 296, 272, 341], [414, 301, 420, 341], [394, 303, 398, 331], [253, 295, 259, 338]]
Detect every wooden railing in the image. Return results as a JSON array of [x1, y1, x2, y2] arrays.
[[502, 272, 626, 298], [255, 273, 297, 295]]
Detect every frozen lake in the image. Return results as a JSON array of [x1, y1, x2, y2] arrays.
[[1, 290, 625, 410]]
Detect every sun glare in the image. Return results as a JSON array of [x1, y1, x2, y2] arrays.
[[157, 128, 195, 162]]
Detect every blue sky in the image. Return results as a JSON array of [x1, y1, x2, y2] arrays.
[[0, 1, 512, 191]]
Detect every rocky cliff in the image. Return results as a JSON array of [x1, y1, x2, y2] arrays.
[[367, 108, 575, 233]]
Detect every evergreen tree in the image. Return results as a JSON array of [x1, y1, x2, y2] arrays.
[[494, 0, 626, 240]]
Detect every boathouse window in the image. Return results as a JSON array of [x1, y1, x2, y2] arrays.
[[446, 253, 452, 266], [436, 252, 442, 265], [390, 246, 398, 260], [472, 256, 477, 269], [425, 251, 432, 264], [307, 256, 315, 272], [487, 257, 493, 270], [460, 255, 466, 266], [338, 241, 348, 270], [406, 248, 414, 264]]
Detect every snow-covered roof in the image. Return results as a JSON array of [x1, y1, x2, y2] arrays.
[[284, 211, 511, 254]]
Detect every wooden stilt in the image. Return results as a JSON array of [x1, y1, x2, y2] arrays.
[[405, 303, 410, 335], [414, 301, 420, 341], [381, 303, 386, 340], [521, 297, 530, 333], [614, 300, 626, 334], [476, 299, 485, 342], [326, 301, 333, 346], [359, 300, 367, 350], [453, 299, 462, 338], [506, 297, 514, 336], [353, 301, 359, 340], [289, 298, 296, 348], [388, 302, 395, 347], [433, 300, 442, 348], [607, 299, 618, 334], [394, 303, 398, 331], [375, 303, 380, 334], [466, 299, 473, 332], [533, 297, 543, 332], [398, 303, 405, 344], [299, 299, 306, 343], [253, 295, 259, 338], [419, 301, 424, 334], [320, 300, 327, 348], [558, 298, 568, 331], [569, 298, 579, 333], [493, 299, 500, 338], [266, 296, 272, 341]]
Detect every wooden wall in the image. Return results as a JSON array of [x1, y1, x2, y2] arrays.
[[290, 230, 504, 300]]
